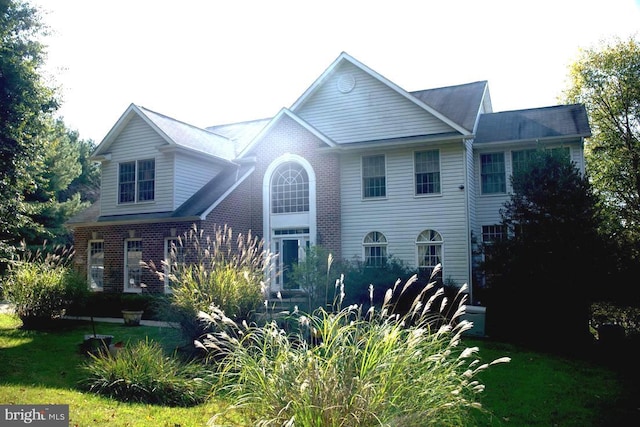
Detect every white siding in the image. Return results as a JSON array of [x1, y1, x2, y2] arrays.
[[473, 140, 585, 238], [297, 62, 457, 144], [340, 142, 470, 285], [100, 116, 174, 216], [174, 152, 223, 208]]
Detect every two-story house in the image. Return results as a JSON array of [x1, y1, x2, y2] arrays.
[[67, 52, 590, 304]]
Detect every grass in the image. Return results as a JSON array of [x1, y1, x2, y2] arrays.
[[469, 339, 636, 427], [0, 314, 234, 426], [1, 313, 636, 426]]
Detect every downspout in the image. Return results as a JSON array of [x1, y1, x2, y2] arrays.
[[462, 138, 474, 304]]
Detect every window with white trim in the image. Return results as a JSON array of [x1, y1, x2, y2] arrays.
[[416, 229, 443, 279], [511, 149, 536, 176], [363, 231, 387, 267], [362, 155, 386, 198], [119, 159, 155, 203], [415, 150, 440, 195], [124, 239, 143, 292], [271, 162, 309, 213], [88, 240, 104, 291], [480, 153, 506, 194]]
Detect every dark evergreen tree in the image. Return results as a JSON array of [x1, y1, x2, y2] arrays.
[[483, 150, 602, 349]]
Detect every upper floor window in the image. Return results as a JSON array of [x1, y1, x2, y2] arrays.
[[88, 240, 104, 291], [271, 162, 309, 214], [511, 149, 536, 176], [415, 150, 440, 195], [363, 231, 387, 267], [119, 159, 155, 204], [416, 229, 443, 279], [480, 153, 506, 194], [362, 155, 386, 198]]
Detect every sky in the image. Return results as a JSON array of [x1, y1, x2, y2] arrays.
[[31, 0, 640, 143]]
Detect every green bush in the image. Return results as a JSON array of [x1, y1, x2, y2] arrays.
[[66, 293, 170, 320], [146, 225, 272, 342], [79, 339, 210, 406], [2, 243, 88, 328], [200, 271, 509, 426]]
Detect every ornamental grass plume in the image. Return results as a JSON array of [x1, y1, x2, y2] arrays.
[[199, 264, 509, 427]]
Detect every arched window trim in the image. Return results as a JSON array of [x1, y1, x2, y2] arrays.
[[270, 162, 310, 214], [416, 229, 443, 280], [363, 231, 388, 267]]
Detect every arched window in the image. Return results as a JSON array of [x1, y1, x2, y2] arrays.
[[416, 229, 443, 279], [271, 162, 309, 214], [363, 231, 387, 267]]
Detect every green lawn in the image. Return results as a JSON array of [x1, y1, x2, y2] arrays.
[[1, 313, 635, 426]]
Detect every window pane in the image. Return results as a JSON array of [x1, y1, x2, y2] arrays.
[[126, 240, 142, 289], [271, 163, 309, 213], [363, 155, 386, 198], [512, 149, 535, 176], [415, 150, 440, 194], [363, 231, 387, 266], [481, 153, 506, 194], [137, 159, 155, 201], [88, 241, 104, 290], [119, 162, 136, 203]]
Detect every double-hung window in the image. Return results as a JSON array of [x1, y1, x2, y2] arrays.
[[124, 239, 143, 292], [362, 155, 386, 198], [416, 230, 443, 280], [480, 153, 506, 194], [511, 149, 536, 177], [363, 231, 387, 267], [119, 159, 155, 203], [415, 150, 440, 195], [88, 240, 104, 291]]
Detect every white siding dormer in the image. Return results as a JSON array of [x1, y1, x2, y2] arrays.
[[99, 115, 173, 216]]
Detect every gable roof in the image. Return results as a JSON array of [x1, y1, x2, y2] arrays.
[[475, 104, 591, 144], [290, 52, 471, 136], [411, 81, 488, 133], [93, 104, 236, 161], [238, 108, 335, 158]]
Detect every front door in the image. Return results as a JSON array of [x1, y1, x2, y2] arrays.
[[281, 239, 300, 290], [272, 232, 309, 291]]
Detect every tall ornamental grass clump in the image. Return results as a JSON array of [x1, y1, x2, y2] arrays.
[[200, 267, 510, 427], [79, 339, 211, 406], [2, 242, 87, 329], [146, 225, 272, 342]]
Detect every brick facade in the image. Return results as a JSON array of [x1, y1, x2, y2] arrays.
[[72, 113, 342, 294]]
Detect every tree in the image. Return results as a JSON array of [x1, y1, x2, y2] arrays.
[[564, 37, 640, 260], [482, 150, 602, 349], [1, 0, 58, 260], [23, 118, 99, 246]]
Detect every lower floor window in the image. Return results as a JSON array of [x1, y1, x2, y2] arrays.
[[363, 231, 387, 267], [417, 229, 443, 280], [88, 240, 104, 290], [125, 239, 143, 291]]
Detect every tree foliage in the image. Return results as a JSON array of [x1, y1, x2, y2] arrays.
[[482, 150, 602, 348], [0, 0, 58, 259], [564, 37, 640, 259]]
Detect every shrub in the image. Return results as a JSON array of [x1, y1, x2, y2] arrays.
[[199, 269, 509, 426], [79, 339, 211, 406], [338, 255, 417, 307], [145, 225, 272, 342], [2, 243, 88, 329]]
